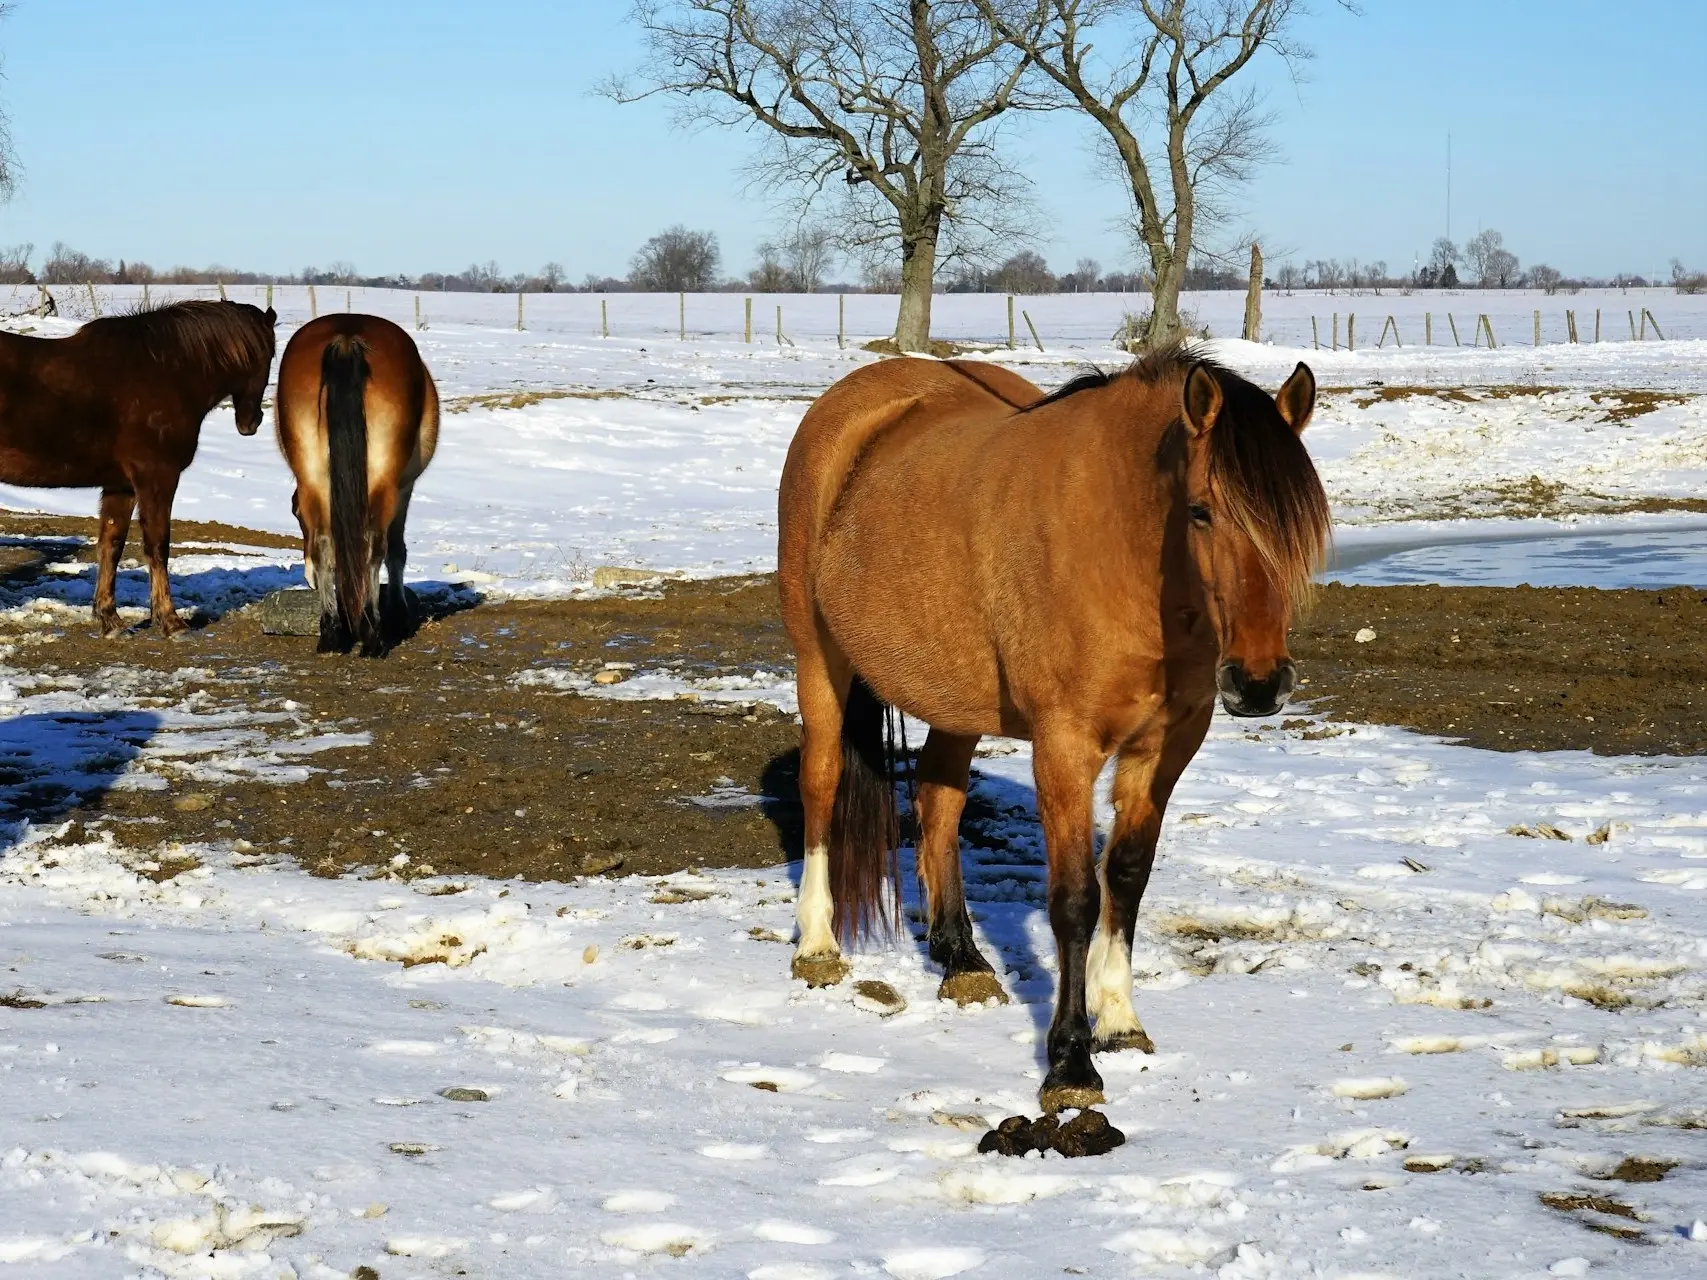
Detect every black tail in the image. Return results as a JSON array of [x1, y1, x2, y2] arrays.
[[321, 336, 371, 646], [830, 675, 901, 943]]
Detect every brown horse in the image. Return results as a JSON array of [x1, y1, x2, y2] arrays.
[[274, 314, 439, 656], [0, 300, 276, 635], [777, 344, 1330, 1113]]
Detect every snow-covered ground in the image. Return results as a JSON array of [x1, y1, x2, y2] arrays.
[[3, 297, 1707, 1276]]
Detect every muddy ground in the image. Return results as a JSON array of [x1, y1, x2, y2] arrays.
[[1, 510, 1704, 882]]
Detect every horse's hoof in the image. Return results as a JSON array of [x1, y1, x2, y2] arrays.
[[791, 952, 850, 988], [938, 970, 1009, 1007], [1038, 1080, 1107, 1115], [1094, 1027, 1156, 1055], [1040, 1049, 1106, 1115]]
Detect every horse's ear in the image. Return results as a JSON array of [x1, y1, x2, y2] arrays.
[[265, 307, 277, 325], [1276, 361, 1315, 434], [1181, 363, 1223, 437]]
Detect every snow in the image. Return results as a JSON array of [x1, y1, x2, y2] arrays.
[[1, 290, 1706, 1275]]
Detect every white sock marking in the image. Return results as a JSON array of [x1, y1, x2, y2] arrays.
[[1086, 925, 1143, 1037], [795, 844, 838, 959]]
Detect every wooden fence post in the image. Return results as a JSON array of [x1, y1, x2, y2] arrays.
[[264, 282, 272, 310], [143, 282, 151, 310], [838, 294, 845, 350], [1425, 312, 1432, 345], [679, 292, 686, 341], [1311, 316, 1319, 350], [601, 298, 608, 340], [216, 278, 227, 301], [1479, 314, 1497, 348], [415, 294, 423, 330], [1332, 312, 1339, 351], [345, 289, 352, 313], [1594, 308, 1601, 342], [1241, 243, 1263, 342], [1377, 315, 1400, 348], [1629, 309, 1638, 339], [1448, 313, 1461, 346], [1565, 310, 1578, 343], [87, 281, 100, 317], [744, 297, 752, 344], [1533, 309, 1541, 346], [776, 304, 793, 346], [1347, 313, 1355, 352], [516, 292, 524, 332], [1007, 295, 1016, 350], [1023, 309, 1044, 352], [1645, 308, 1665, 340], [36, 283, 49, 317], [308, 284, 318, 318]]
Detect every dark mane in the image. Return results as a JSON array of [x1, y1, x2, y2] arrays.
[[1032, 342, 1331, 603], [82, 300, 274, 379]]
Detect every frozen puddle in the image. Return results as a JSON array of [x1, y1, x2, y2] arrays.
[[1329, 519, 1707, 588], [4, 710, 1707, 1276]]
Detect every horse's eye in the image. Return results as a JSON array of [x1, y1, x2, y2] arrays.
[[1188, 503, 1212, 527]]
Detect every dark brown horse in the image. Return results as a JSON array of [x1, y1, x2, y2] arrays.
[[274, 314, 439, 656], [0, 300, 276, 635], [777, 345, 1330, 1113]]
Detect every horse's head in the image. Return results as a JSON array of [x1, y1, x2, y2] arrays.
[[1179, 359, 1329, 718], [230, 305, 277, 436]]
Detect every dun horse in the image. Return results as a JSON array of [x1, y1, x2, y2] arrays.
[[274, 314, 439, 656], [777, 345, 1330, 1113], [0, 300, 276, 635]]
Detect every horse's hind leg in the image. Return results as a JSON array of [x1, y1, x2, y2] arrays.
[[915, 729, 1007, 1006], [1089, 705, 1213, 1054], [133, 470, 186, 637], [791, 619, 853, 988], [92, 488, 135, 637], [381, 482, 415, 644]]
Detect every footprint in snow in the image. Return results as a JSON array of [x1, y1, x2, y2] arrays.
[[488, 1187, 556, 1213], [607, 991, 670, 1011], [722, 1066, 817, 1093], [600, 1222, 712, 1257], [602, 1190, 676, 1213], [818, 1052, 885, 1074], [699, 1143, 770, 1161], [753, 1220, 836, 1244], [610, 1026, 677, 1044], [804, 1128, 871, 1144], [882, 1246, 986, 1279], [696, 991, 787, 1026]]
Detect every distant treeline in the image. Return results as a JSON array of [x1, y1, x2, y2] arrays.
[[4, 235, 1701, 297]]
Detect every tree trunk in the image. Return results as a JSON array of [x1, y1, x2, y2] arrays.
[[894, 224, 939, 353], [1242, 244, 1263, 343], [1143, 257, 1186, 348]]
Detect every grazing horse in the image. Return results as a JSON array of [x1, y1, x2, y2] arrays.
[[274, 314, 439, 656], [0, 300, 276, 635], [777, 345, 1330, 1113]]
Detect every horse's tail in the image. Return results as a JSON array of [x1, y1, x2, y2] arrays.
[[321, 335, 371, 641], [830, 674, 901, 944]]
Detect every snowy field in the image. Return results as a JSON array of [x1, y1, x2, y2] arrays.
[[2, 295, 1706, 1275]]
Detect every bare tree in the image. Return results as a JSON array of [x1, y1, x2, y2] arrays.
[[748, 240, 792, 291], [1463, 229, 1515, 287], [631, 226, 721, 291], [1061, 256, 1101, 290], [1529, 263, 1562, 295], [981, 0, 1309, 347], [0, 242, 29, 283], [40, 243, 112, 284], [1274, 259, 1300, 292], [539, 262, 566, 292], [782, 223, 837, 292], [607, 2, 1050, 351]]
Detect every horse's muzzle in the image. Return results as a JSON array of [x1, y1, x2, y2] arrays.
[[236, 419, 261, 437], [1217, 659, 1297, 718]]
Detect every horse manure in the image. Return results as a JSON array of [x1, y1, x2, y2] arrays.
[[1053, 1109, 1125, 1157], [352, 1268, 381, 1280], [852, 979, 907, 1017], [978, 1115, 1042, 1157], [172, 793, 214, 813], [438, 1087, 489, 1103], [387, 1142, 438, 1157], [579, 850, 625, 877], [978, 1109, 1125, 1159], [1603, 1156, 1675, 1184], [747, 926, 788, 944]]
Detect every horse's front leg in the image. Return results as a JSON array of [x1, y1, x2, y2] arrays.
[[1034, 728, 1108, 1114], [92, 488, 135, 637], [133, 471, 186, 637], [915, 728, 1007, 1006], [1089, 703, 1214, 1054]]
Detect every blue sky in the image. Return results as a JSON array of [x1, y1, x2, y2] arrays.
[[1, 0, 1701, 281]]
